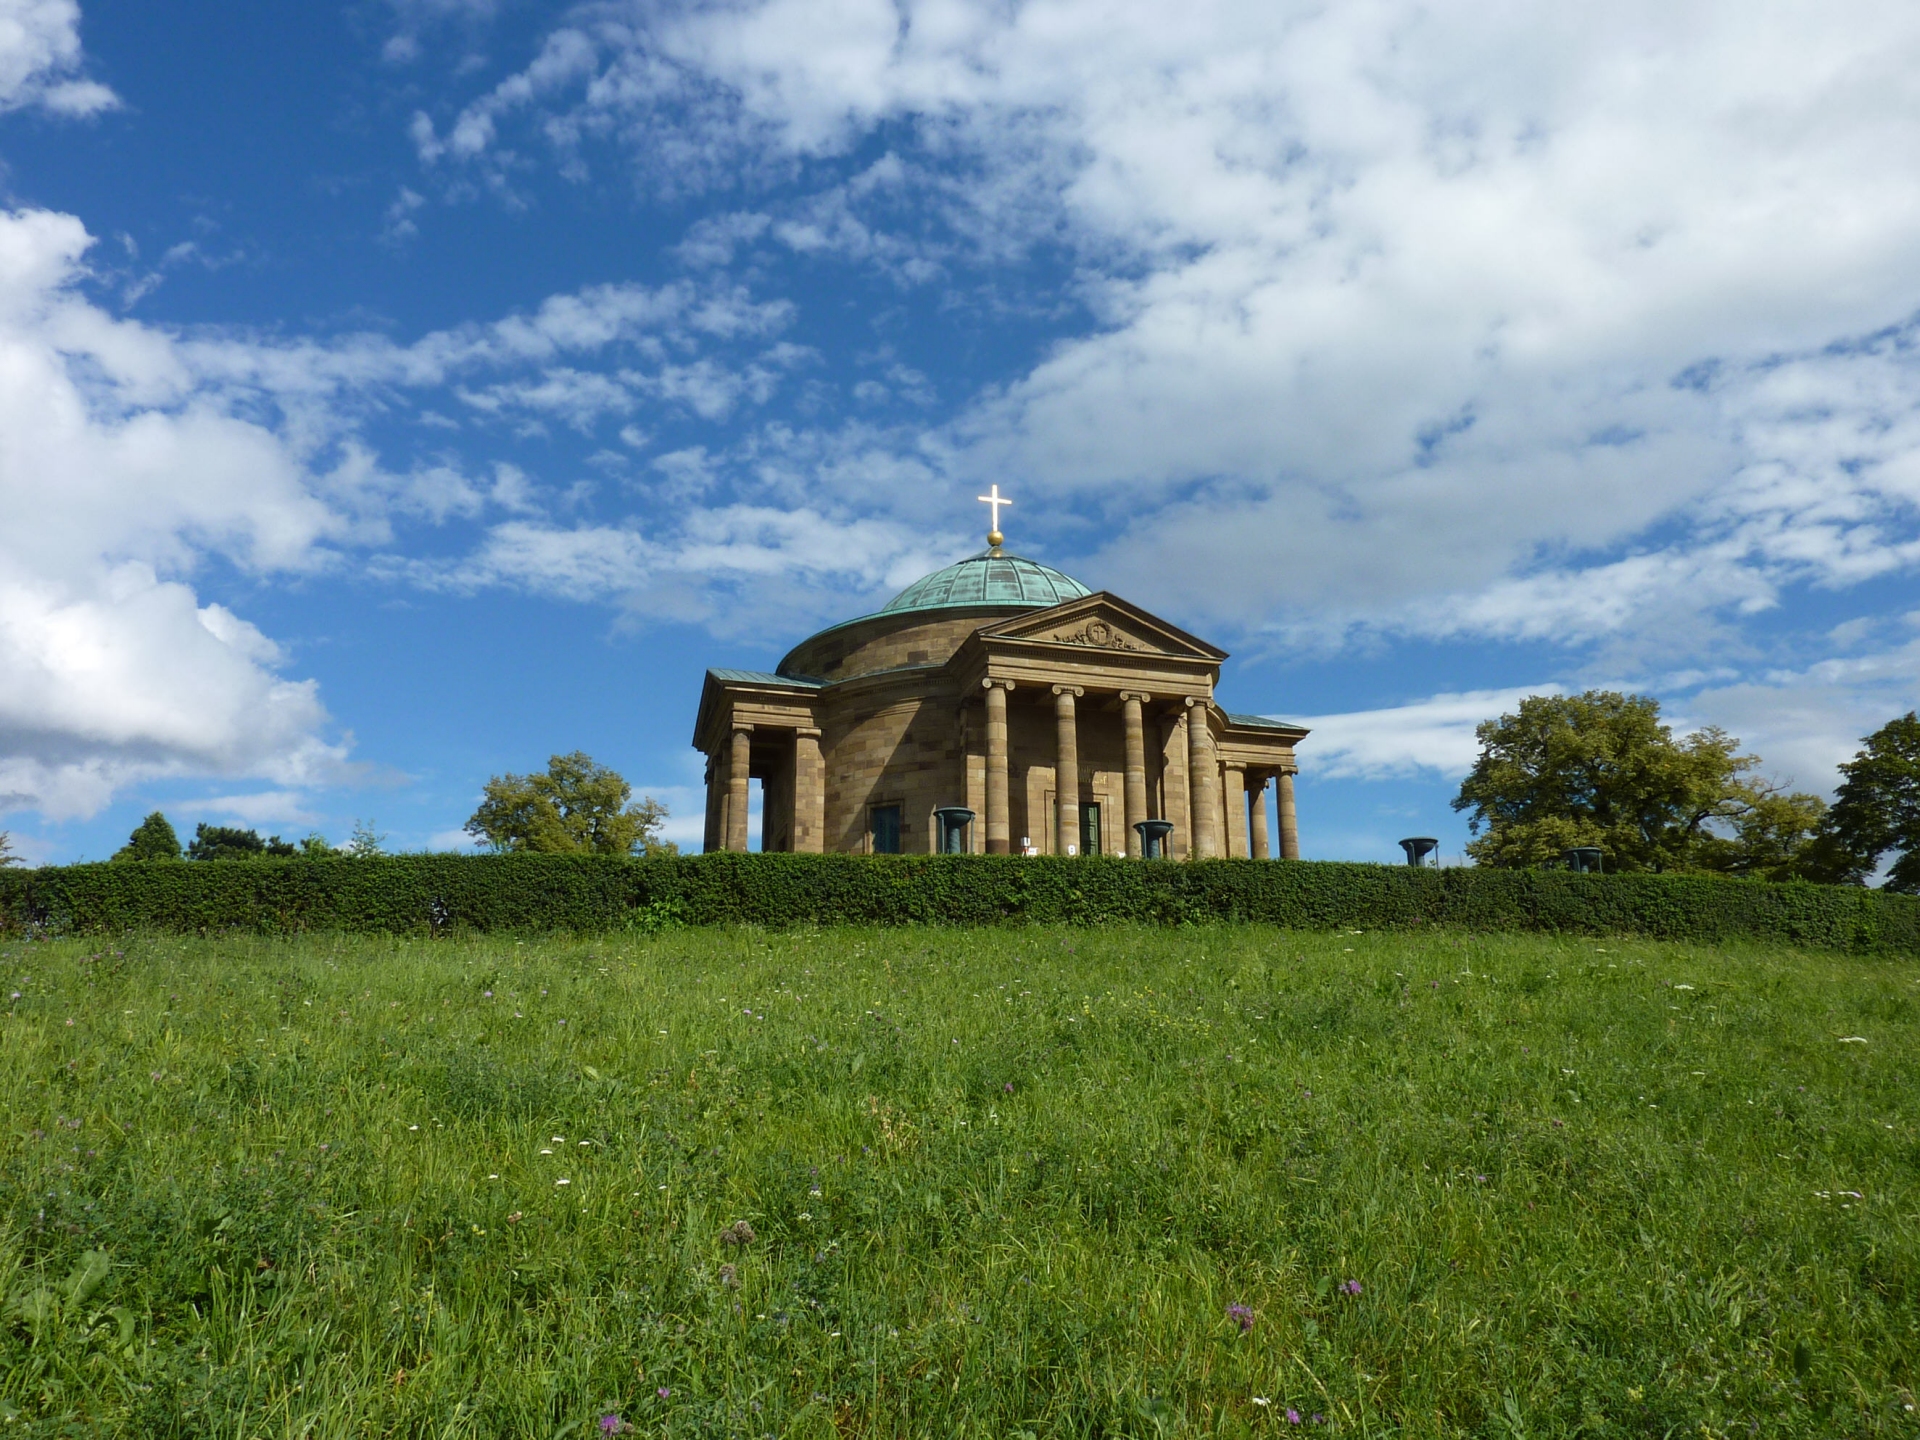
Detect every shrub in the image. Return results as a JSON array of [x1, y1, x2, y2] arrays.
[[1, 853, 1916, 951]]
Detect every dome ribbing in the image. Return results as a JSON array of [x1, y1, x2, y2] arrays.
[[878, 552, 1089, 615]]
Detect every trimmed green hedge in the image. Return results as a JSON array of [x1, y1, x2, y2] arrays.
[[1, 853, 1915, 951]]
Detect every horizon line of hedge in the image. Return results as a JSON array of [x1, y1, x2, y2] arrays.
[[1, 852, 1915, 953]]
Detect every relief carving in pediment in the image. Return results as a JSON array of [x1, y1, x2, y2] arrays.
[[1049, 617, 1147, 651]]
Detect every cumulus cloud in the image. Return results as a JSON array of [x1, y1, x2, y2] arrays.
[[0, 210, 354, 818], [422, 0, 1920, 656], [1283, 687, 1558, 783], [0, 0, 117, 116], [0, 185, 844, 821]]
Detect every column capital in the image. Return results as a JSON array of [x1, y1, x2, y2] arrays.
[[1184, 694, 1210, 709], [1051, 683, 1084, 698], [1223, 760, 1246, 774], [730, 721, 755, 735], [794, 726, 822, 739], [981, 677, 1016, 692], [1117, 689, 1152, 704]]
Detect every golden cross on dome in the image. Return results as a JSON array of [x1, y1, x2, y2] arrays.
[[977, 484, 1012, 550]]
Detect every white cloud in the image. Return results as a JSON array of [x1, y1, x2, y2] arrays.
[[416, 502, 948, 639], [0, 191, 862, 823], [195, 791, 321, 828], [0, 0, 117, 116], [427, 0, 1920, 665], [173, 280, 796, 464], [1685, 633, 1920, 794], [1291, 645, 1920, 799], [0, 209, 353, 819], [1285, 686, 1558, 782]]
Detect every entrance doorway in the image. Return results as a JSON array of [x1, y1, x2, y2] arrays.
[[1080, 801, 1101, 857]]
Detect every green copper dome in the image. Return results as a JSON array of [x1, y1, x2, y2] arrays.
[[879, 551, 1089, 615]]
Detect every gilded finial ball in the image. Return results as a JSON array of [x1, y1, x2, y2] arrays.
[[987, 529, 1004, 548]]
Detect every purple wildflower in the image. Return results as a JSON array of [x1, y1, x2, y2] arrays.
[[1342, 1279, 1362, 1295], [656, 1387, 671, 1400], [1286, 1408, 1302, 1424], [1312, 1414, 1326, 1425], [598, 1416, 625, 1435], [1004, 1082, 1015, 1093], [1228, 1303, 1254, 1332]]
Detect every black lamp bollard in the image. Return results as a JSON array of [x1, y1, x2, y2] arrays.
[[933, 806, 976, 855], [1398, 837, 1439, 867], [1134, 819, 1175, 859], [1566, 846, 1604, 874]]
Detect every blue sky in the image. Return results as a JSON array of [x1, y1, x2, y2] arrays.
[[6, 0, 1920, 864]]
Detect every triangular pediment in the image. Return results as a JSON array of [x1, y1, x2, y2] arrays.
[[976, 591, 1228, 662]]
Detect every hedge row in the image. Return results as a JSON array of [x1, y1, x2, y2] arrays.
[[1, 852, 1916, 951]]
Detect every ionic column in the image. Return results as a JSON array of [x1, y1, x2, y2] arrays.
[[1277, 767, 1301, 860], [1186, 699, 1219, 858], [1224, 763, 1249, 858], [1121, 692, 1150, 858], [983, 679, 1013, 855], [793, 727, 824, 854], [1249, 774, 1272, 860], [726, 724, 753, 852], [1053, 685, 1083, 856]]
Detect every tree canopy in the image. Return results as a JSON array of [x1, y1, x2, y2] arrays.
[[0, 832, 18, 868], [113, 811, 183, 862], [466, 752, 674, 857], [1824, 712, 1920, 891], [1451, 690, 1829, 876], [186, 824, 298, 862]]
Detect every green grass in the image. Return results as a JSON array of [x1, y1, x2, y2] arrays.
[[0, 927, 1914, 1438]]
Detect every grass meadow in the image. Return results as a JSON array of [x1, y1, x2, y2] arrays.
[[0, 926, 1914, 1438]]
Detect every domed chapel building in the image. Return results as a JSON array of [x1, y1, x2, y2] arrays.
[[692, 501, 1308, 860]]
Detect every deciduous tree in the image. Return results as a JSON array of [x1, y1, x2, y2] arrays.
[[1824, 712, 1920, 890], [113, 811, 183, 862], [1452, 691, 1827, 875], [466, 752, 674, 857]]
